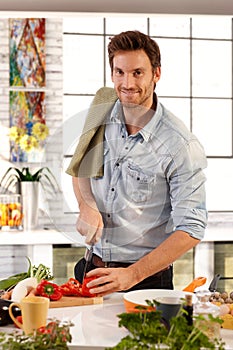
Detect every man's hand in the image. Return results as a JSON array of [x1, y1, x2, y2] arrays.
[[72, 176, 103, 244], [77, 203, 103, 244], [84, 267, 136, 296]]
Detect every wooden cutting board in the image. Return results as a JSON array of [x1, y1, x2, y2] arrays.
[[49, 296, 103, 308]]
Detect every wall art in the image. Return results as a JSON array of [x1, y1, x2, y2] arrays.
[[9, 91, 48, 162], [9, 18, 46, 88]]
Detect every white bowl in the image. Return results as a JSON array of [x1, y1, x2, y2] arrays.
[[123, 289, 196, 313]]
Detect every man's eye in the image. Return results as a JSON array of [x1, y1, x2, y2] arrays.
[[134, 70, 142, 76], [116, 70, 123, 75]]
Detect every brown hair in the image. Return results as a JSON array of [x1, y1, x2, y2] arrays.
[[108, 30, 161, 73]]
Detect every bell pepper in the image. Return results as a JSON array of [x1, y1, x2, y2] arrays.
[[60, 278, 82, 296], [36, 280, 62, 301], [59, 277, 97, 297], [81, 276, 97, 297]]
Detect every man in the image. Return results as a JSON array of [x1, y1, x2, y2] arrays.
[[66, 30, 207, 296]]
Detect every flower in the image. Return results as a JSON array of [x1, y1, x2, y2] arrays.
[[19, 134, 39, 152], [32, 122, 49, 141], [9, 122, 49, 154], [9, 126, 25, 143]]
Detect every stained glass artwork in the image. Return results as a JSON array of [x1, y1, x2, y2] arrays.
[[9, 91, 47, 162], [9, 18, 45, 88]]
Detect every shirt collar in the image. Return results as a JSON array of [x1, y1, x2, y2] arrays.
[[109, 96, 163, 142]]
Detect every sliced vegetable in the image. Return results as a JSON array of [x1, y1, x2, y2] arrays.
[[36, 280, 62, 301], [81, 276, 97, 297], [60, 278, 82, 296], [59, 277, 97, 297], [11, 277, 38, 302]]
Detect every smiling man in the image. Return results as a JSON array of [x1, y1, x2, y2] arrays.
[[66, 30, 207, 296]]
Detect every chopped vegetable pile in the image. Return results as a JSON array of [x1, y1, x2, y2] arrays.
[[35, 277, 97, 301]]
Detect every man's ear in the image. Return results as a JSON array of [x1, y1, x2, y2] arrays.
[[153, 66, 161, 84]]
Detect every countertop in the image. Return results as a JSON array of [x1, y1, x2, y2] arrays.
[[49, 293, 233, 349], [0, 293, 233, 349]]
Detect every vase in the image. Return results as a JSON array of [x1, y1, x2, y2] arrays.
[[20, 182, 39, 230]]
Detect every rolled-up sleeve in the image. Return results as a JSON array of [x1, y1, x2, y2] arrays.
[[168, 138, 208, 240]]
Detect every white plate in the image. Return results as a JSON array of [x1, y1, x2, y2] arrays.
[[124, 289, 197, 306]]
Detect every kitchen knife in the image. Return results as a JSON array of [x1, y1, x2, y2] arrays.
[[82, 231, 96, 284], [81, 244, 94, 284]]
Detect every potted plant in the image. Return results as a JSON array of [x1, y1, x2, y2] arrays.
[[0, 167, 60, 230], [0, 166, 60, 194]]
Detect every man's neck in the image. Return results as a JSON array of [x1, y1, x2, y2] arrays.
[[123, 95, 157, 135]]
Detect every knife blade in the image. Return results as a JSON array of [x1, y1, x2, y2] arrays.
[[81, 244, 94, 284]]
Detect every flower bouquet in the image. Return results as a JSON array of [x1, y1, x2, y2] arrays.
[[9, 121, 49, 162]]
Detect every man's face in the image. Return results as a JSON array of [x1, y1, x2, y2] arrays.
[[111, 49, 161, 109]]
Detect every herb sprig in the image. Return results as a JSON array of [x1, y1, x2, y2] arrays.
[[106, 300, 226, 350], [0, 319, 73, 349]]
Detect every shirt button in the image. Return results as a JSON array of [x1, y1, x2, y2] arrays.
[[116, 162, 120, 167], [111, 188, 115, 191], [107, 214, 111, 218], [125, 146, 129, 150]]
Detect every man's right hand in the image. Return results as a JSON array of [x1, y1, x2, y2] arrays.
[[76, 202, 103, 244]]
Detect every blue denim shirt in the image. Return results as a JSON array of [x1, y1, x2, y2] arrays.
[[91, 99, 207, 262]]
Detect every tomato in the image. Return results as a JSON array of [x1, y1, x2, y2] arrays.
[[14, 315, 23, 329], [81, 276, 97, 297]]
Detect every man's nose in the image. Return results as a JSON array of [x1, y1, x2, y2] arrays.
[[122, 74, 135, 88]]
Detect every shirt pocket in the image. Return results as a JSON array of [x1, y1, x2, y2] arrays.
[[126, 162, 156, 203]]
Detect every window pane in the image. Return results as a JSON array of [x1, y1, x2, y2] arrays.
[[205, 159, 233, 211], [63, 95, 93, 122], [192, 40, 232, 98], [156, 38, 190, 97], [150, 15, 190, 37], [192, 16, 232, 39], [105, 16, 147, 34], [159, 97, 191, 129], [63, 16, 103, 33], [63, 35, 104, 94], [63, 95, 93, 155], [192, 99, 232, 156]]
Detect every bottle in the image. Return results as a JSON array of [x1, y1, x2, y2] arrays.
[[182, 294, 193, 326], [193, 290, 221, 340]]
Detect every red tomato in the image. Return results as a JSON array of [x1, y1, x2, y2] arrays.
[[81, 276, 97, 297], [14, 315, 23, 328]]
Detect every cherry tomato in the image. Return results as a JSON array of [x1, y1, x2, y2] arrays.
[[14, 315, 23, 328]]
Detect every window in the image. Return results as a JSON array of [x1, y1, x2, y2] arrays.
[[63, 14, 233, 215]]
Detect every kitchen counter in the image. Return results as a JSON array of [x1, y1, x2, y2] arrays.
[[1, 293, 233, 349], [48, 293, 233, 350]]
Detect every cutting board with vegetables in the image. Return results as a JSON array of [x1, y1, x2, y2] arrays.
[[49, 295, 103, 308]]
